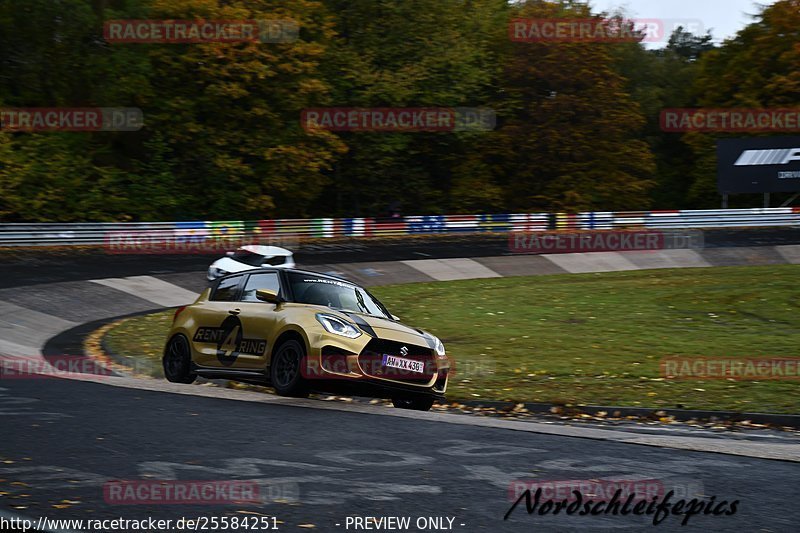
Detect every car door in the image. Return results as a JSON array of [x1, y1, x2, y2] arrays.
[[190, 274, 247, 368], [232, 271, 284, 370]]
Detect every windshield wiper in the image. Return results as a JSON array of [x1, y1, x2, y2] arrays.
[[354, 289, 370, 314]]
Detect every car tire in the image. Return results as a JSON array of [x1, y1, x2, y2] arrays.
[[163, 335, 197, 384], [270, 339, 309, 398], [392, 396, 435, 411]]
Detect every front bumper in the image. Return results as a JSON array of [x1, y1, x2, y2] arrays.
[[302, 335, 450, 398]]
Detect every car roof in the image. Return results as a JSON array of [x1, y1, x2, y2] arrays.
[[237, 245, 293, 256], [220, 267, 356, 286]]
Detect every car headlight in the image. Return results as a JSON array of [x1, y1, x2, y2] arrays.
[[434, 337, 446, 357], [316, 313, 362, 339]]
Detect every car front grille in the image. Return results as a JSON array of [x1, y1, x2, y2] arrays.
[[358, 339, 436, 383]]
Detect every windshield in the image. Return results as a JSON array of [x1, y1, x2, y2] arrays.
[[230, 249, 266, 267], [288, 272, 391, 319]]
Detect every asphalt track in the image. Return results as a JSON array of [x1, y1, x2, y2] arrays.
[[2, 231, 800, 532], [2, 377, 800, 532]]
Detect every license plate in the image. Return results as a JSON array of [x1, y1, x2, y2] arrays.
[[382, 354, 424, 374]]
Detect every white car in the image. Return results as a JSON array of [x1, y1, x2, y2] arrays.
[[207, 245, 296, 281]]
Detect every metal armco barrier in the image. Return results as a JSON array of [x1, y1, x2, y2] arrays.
[[0, 208, 798, 247]]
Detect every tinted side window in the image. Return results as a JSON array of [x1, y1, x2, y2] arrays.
[[262, 255, 287, 266], [212, 275, 242, 302], [241, 272, 281, 302], [231, 250, 265, 267]]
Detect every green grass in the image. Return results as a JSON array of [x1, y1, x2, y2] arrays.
[[102, 265, 800, 413], [103, 311, 174, 379]]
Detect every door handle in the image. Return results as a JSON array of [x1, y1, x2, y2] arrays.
[[228, 309, 241, 315]]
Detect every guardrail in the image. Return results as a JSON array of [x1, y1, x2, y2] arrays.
[[0, 208, 798, 247]]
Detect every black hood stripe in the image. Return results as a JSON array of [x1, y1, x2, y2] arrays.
[[344, 312, 377, 338]]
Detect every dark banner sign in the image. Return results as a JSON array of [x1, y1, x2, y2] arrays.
[[717, 136, 800, 193]]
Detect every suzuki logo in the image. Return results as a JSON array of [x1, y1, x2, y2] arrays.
[[734, 148, 800, 166], [400, 346, 409, 356]]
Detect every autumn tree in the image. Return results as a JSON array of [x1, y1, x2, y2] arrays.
[[613, 26, 715, 209], [314, 0, 508, 216], [479, 0, 656, 212], [685, 0, 800, 207]]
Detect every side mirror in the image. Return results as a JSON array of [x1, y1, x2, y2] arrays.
[[256, 289, 282, 304], [391, 314, 400, 321], [225, 251, 235, 257]]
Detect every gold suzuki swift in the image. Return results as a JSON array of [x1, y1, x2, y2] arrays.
[[163, 268, 449, 410]]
